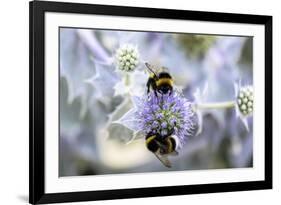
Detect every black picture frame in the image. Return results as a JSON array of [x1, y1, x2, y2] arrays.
[[29, 0, 272, 204]]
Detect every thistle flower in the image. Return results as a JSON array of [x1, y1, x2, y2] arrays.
[[115, 44, 139, 72], [135, 92, 198, 149], [234, 83, 254, 130], [236, 85, 253, 116]]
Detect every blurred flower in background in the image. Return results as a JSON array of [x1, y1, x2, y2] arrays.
[[59, 28, 253, 176], [176, 34, 216, 59]]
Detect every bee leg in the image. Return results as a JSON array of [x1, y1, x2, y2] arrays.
[[154, 90, 158, 97], [169, 151, 179, 156], [146, 81, 151, 94], [169, 88, 173, 96], [154, 149, 172, 168], [167, 128, 175, 136]]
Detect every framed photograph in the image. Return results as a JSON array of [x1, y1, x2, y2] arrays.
[[29, 0, 272, 204]]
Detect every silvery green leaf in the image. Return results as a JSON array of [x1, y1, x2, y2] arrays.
[[229, 132, 253, 167], [113, 80, 128, 97], [105, 95, 145, 143], [60, 78, 85, 136], [60, 29, 95, 118], [131, 95, 142, 109], [113, 108, 140, 132], [193, 83, 208, 135], [129, 70, 147, 96], [125, 130, 146, 145], [193, 82, 227, 136], [107, 123, 135, 144], [108, 96, 132, 123], [91, 97, 151, 169], [85, 61, 119, 103], [106, 97, 136, 143], [113, 70, 147, 97], [77, 29, 112, 64], [60, 75, 112, 170]]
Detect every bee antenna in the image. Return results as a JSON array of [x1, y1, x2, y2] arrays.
[[145, 62, 158, 79]]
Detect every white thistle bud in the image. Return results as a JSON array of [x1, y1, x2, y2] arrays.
[[115, 44, 139, 72], [236, 85, 253, 116]]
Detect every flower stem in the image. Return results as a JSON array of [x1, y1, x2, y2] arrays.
[[195, 101, 236, 110], [124, 73, 130, 86]]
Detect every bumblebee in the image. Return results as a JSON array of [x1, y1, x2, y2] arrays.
[[145, 62, 173, 96], [145, 132, 179, 168]]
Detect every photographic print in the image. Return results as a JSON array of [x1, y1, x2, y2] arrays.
[[30, 1, 272, 203], [59, 28, 253, 176]]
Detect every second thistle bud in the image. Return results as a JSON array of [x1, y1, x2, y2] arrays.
[[115, 44, 139, 72], [237, 86, 254, 116]]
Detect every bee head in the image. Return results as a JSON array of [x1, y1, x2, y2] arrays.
[[158, 84, 172, 94]]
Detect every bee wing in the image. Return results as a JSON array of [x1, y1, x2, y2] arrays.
[[145, 62, 159, 77], [125, 131, 145, 145], [160, 66, 169, 72], [155, 140, 178, 156], [155, 140, 167, 150], [167, 150, 179, 156], [154, 150, 172, 168], [173, 85, 184, 94]]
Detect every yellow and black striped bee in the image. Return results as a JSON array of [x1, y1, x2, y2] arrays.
[[145, 62, 174, 96], [145, 131, 179, 168]]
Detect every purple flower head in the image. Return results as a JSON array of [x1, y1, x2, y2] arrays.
[[135, 92, 198, 149]]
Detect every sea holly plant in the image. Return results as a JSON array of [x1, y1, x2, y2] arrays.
[[234, 83, 254, 130], [114, 91, 198, 150], [60, 30, 254, 173], [114, 79, 253, 140], [113, 44, 148, 97], [193, 82, 253, 132], [115, 44, 140, 72], [86, 41, 143, 100]]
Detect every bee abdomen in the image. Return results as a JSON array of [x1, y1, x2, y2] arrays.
[[169, 135, 179, 151], [156, 78, 173, 87], [145, 135, 158, 152]]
